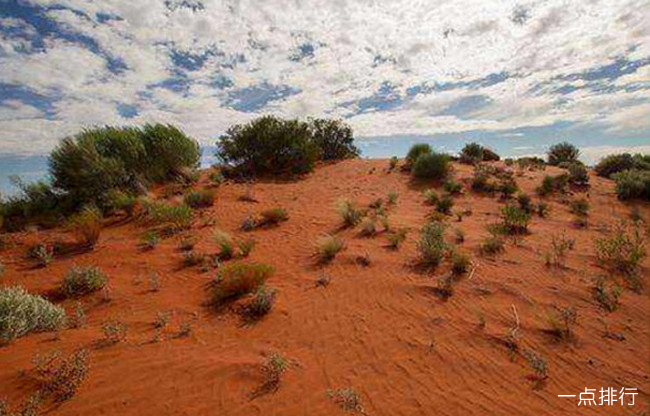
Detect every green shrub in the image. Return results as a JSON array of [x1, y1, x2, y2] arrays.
[[435, 196, 454, 214], [242, 285, 276, 320], [537, 202, 550, 217], [517, 193, 532, 213], [0, 286, 66, 342], [315, 235, 344, 262], [570, 198, 589, 217], [471, 165, 498, 194], [545, 233, 575, 267], [482, 148, 501, 161], [595, 153, 650, 178], [459, 142, 500, 164], [0, 179, 68, 231], [106, 189, 136, 216], [443, 179, 462, 195], [593, 277, 622, 312], [211, 262, 273, 305], [389, 156, 399, 170], [49, 124, 200, 207], [141, 230, 160, 250], [612, 169, 650, 200], [547, 142, 579, 166], [28, 243, 54, 267], [501, 205, 531, 234], [259, 207, 289, 226], [537, 174, 568, 196], [67, 205, 102, 248], [417, 222, 449, 266], [238, 238, 256, 258], [499, 178, 519, 199], [412, 152, 451, 180], [516, 156, 546, 171], [307, 118, 359, 160], [183, 189, 215, 209], [595, 222, 646, 276], [336, 199, 363, 227], [209, 170, 225, 186], [216, 116, 320, 177], [61, 266, 108, 297], [387, 190, 399, 205], [567, 162, 589, 186], [406, 143, 432, 166]]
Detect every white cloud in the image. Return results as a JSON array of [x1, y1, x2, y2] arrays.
[[0, 0, 649, 155]]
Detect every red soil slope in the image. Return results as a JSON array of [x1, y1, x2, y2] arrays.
[[1, 159, 649, 415]]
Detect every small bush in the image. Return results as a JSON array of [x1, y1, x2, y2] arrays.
[[423, 189, 439, 205], [336, 199, 363, 227], [106, 190, 136, 216], [386, 228, 407, 249], [517, 193, 532, 213], [459, 142, 500, 163], [61, 266, 108, 297], [417, 222, 449, 266], [387, 190, 398, 205], [358, 217, 376, 237], [567, 162, 589, 186], [0, 287, 66, 342], [406, 143, 432, 167], [545, 233, 575, 267], [183, 251, 206, 267], [412, 152, 451, 180], [102, 320, 127, 344], [67, 205, 102, 248], [454, 228, 465, 243], [570, 198, 589, 217], [28, 243, 54, 267], [214, 230, 235, 260], [209, 170, 225, 186], [537, 174, 568, 196], [241, 214, 257, 231], [259, 207, 289, 226], [35, 349, 89, 402], [328, 388, 365, 413], [211, 262, 273, 305], [315, 235, 344, 262], [501, 205, 531, 234], [451, 251, 471, 275], [537, 202, 549, 217], [612, 169, 650, 200], [546, 306, 577, 341], [389, 156, 399, 170], [499, 178, 519, 199], [140, 200, 192, 231], [595, 222, 646, 276], [183, 189, 215, 209], [238, 238, 256, 258], [141, 230, 160, 250], [480, 235, 505, 255], [242, 285, 276, 321], [443, 179, 462, 195], [593, 277, 622, 312], [435, 196, 454, 214], [547, 142, 579, 166], [471, 165, 498, 194]]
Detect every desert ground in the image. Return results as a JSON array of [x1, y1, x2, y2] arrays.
[[1, 158, 649, 416]]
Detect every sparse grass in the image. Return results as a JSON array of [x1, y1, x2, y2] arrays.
[[451, 251, 471, 275], [537, 202, 549, 217], [0, 287, 66, 343], [28, 243, 54, 268], [336, 199, 363, 227], [315, 235, 344, 263], [523, 350, 549, 385], [242, 286, 276, 321], [454, 228, 465, 244], [480, 235, 505, 256], [435, 196, 454, 214], [259, 207, 289, 226], [102, 320, 127, 344], [443, 179, 462, 195], [328, 388, 364, 413], [211, 262, 273, 305], [386, 228, 407, 249], [140, 200, 192, 232], [545, 233, 575, 268], [61, 266, 108, 297], [183, 251, 206, 268], [423, 189, 439, 205], [546, 306, 577, 342], [214, 230, 235, 260], [141, 230, 160, 250], [595, 221, 646, 277], [570, 198, 589, 217], [179, 235, 197, 251], [500, 205, 531, 235], [238, 238, 256, 258], [359, 217, 376, 237], [67, 205, 102, 248], [593, 277, 622, 312], [183, 189, 215, 209], [34, 349, 89, 402], [250, 353, 289, 398], [417, 222, 449, 267], [387, 190, 398, 205]]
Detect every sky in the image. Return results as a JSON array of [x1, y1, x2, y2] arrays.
[[1, 0, 649, 171]]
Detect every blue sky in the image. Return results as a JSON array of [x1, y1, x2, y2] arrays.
[[0, 0, 649, 167]]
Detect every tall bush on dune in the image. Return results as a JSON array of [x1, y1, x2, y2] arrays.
[[308, 118, 360, 160]]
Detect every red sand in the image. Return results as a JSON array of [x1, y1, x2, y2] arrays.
[[1, 159, 649, 415]]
